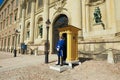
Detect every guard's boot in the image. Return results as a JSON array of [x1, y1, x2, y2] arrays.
[[56, 56, 60, 65], [60, 57, 63, 66]]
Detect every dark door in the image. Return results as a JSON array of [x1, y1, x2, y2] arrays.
[[62, 33, 67, 61], [53, 14, 68, 54]]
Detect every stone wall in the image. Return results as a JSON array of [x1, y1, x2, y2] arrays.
[[78, 37, 120, 62]]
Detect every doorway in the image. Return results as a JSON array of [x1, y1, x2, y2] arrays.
[[52, 14, 68, 54], [62, 33, 67, 61]]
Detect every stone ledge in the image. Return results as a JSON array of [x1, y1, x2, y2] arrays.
[[92, 23, 105, 31]]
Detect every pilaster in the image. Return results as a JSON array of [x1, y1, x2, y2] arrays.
[[86, 5, 90, 32], [20, 2, 25, 43], [82, 0, 86, 34], [29, 0, 35, 43], [17, 0, 22, 19], [106, 0, 116, 30], [43, 0, 49, 40]]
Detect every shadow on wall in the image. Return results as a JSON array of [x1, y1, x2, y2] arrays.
[[79, 57, 93, 63]]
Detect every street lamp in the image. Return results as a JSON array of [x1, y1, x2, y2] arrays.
[[45, 19, 51, 63], [14, 29, 20, 57]]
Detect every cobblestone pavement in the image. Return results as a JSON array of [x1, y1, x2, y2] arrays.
[[0, 51, 57, 72], [0, 51, 120, 80]]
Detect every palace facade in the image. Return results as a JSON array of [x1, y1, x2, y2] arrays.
[[0, 0, 120, 59]]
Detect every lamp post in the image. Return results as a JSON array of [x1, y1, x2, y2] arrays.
[[45, 19, 51, 63], [14, 29, 19, 57]]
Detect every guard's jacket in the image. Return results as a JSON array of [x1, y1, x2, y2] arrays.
[[56, 39, 65, 57]]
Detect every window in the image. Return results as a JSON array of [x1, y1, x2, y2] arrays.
[[26, 23, 30, 39], [3, 20, 5, 29], [37, 17, 43, 38], [14, 12, 17, 21], [4, 38, 6, 48], [11, 1, 14, 11], [10, 14, 12, 24], [89, 0, 101, 3], [4, 9, 6, 18], [18, 34, 20, 44], [38, 25, 43, 38], [0, 23, 1, 31], [16, 0, 18, 7], [9, 5, 11, 13], [1, 22, 2, 30], [8, 37, 10, 47], [8, 5, 10, 14], [2, 12, 3, 20], [6, 17, 8, 26], [12, 36, 15, 47], [27, 31, 30, 38], [1, 40, 3, 48], [38, 0, 43, 8], [27, 0, 31, 14]]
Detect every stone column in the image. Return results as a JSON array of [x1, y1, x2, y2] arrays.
[[82, 0, 86, 35], [6, 36, 8, 52], [9, 35, 11, 52], [86, 4, 90, 32], [17, 0, 22, 19], [2, 38, 4, 51], [29, 0, 35, 43], [20, 1, 25, 43], [0, 39, 1, 50], [1, 38, 3, 51], [43, 0, 49, 40]]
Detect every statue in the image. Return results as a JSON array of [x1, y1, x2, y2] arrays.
[[93, 7, 102, 23], [39, 25, 43, 38]]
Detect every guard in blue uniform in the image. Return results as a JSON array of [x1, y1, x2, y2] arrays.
[[56, 36, 65, 66]]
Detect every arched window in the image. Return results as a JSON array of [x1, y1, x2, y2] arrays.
[[18, 34, 20, 44], [27, 0, 31, 14], [10, 14, 12, 24], [12, 36, 15, 48], [8, 37, 10, 47], [37, 17, 43, 38], [89, 0, 98, 3], [4, 38, 6, 49], [88, 0, 105, 5], [1, 39, 3, 49], [38, 0, 43, 8], [26, 23, 30, 39], [16, 0, 18, 7], [14, 12, 17, 21], [6, 17, 8, 26], [54, 14, 68, 28]]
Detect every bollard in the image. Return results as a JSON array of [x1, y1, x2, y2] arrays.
[[14, 49, 17, 57]]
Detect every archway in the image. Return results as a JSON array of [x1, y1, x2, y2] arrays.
[[37, 17, 43, 38], [52, 14, 68, 54]]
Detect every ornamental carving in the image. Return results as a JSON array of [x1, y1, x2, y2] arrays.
[[54, 0, 67, 12], [86, 0, 105, 6]]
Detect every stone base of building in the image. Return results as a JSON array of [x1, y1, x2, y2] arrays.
[[49, 65, 70, 72]]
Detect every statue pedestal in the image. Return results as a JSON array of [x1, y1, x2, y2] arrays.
[[92, 23, 105, 31]]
